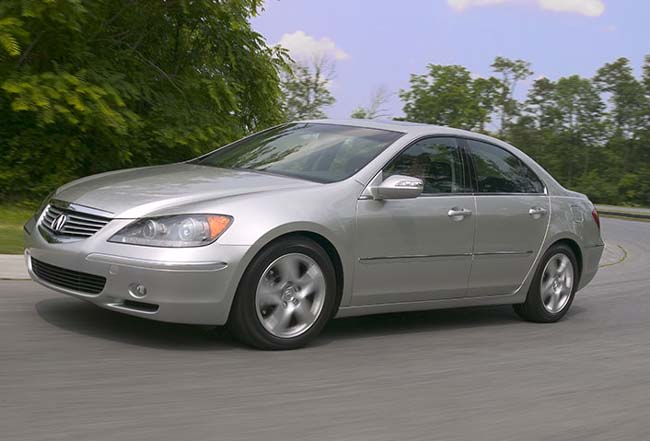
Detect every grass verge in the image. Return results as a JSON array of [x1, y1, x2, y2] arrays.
[[0, 205, 35, 254]]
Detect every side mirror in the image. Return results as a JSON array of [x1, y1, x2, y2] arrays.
[[371, 175, 423, 200]]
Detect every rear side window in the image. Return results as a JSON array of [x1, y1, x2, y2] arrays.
[[467, 139, 545, 194], [384, 137, 464, 194]]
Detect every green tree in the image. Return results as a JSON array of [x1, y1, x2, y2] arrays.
[[0, 0, 287, 201], [594, 57, 650, 204], [491, 57, 533, 134], [509, 64, 650, 205], [281, 57, 336, 121], [511, 75, 606, 187], [400, 56, 650, 206], [399, 64, 501, 130], [550, 76, 604, 185], [526, 77, 561, 129], [594, 58, 647, 137]]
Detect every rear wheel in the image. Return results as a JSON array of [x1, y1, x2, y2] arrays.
[[228, 237, 337, 350], [514, 244, 578, 323]]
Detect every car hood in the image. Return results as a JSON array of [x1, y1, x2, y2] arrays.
[[55, 163, 316, 218]]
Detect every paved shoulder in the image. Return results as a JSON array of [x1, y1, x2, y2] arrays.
[[0, 254, 28, 280]]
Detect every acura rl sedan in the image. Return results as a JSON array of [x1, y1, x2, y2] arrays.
[[24, 120, 604, 349]]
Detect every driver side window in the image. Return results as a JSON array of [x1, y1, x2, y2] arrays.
[[383, 137, 464, 194]]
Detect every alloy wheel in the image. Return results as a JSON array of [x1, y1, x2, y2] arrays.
[[540, 253, 574, 314], [255, 253, 327, 338]]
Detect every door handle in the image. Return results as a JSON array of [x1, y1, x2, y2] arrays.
[[448, 207, 472, 221], [529, 207, 547, 218]]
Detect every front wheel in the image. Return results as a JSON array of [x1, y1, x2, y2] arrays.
[[514, 244, 579, 323], [228, 237, 337, 350]]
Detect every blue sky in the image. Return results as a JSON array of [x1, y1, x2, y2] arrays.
[[252, 0, 648, 119]]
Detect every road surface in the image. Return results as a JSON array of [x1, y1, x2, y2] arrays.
[[1, 218, 649, 441]]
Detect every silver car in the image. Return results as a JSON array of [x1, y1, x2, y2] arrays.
[[24, 120, 604, 349]]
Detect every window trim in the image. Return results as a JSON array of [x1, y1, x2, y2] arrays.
[[379, 135, 472, 197], [461, 136, 548, 196]]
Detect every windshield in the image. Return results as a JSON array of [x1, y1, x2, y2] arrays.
[[193, 123, 403, 183]]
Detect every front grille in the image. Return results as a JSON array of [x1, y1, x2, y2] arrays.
[[41, 203, 111, 239], [31, 258, 106, 294]]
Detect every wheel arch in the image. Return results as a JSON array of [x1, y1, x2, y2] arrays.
[[227, 226, 346, 322], [267, 230, 345, 317], [546, 237, 583, 281]]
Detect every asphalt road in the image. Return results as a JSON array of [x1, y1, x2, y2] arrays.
[[1, 218, 649, 441]]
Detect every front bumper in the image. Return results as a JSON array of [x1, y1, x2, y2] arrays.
[[25, 217, 250, 325]]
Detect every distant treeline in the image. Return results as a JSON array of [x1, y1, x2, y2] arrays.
[[0, 1, 648, 207], [397, 57, 650, 206]]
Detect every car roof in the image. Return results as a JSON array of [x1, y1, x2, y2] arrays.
[[299, 118, 506, 145]]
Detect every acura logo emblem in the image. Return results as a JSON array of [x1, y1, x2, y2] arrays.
[[51, 214, 68, 232]]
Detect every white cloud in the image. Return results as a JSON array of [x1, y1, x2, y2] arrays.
[[277, 31, 350, 62], [538, 0, 604, 17], [447, 0, 605, 16], [448, 0, 512, 11]]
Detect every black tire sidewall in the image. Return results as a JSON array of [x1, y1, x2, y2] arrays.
[[229, 237, 337, 349]]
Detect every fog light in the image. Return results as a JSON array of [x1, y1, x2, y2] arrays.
[[129, 283, 147, 298]]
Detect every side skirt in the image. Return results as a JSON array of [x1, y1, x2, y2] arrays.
[[334, 290, 529, 319]]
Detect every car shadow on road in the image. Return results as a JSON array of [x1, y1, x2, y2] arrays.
[[318, 303, 586, 346], [321, 306, 517, 342], [35, 297, 238, 351], [35, 296, 586, 350]]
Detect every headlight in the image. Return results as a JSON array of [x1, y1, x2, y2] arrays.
[[108, 214, 232, 247]]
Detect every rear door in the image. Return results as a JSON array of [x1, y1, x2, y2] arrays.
[[352, 137, 476, 305], [463, 138, 550, 296]]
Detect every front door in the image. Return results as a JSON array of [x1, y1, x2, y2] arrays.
[[464, 138, 551, 296], [352, 137, 476, 306]]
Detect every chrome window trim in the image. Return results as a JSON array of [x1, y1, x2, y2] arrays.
[[471, 192, 548, 197], [358, 192, 476, 200]]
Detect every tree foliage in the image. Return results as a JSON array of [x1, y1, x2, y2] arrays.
[[400, 57, 650, 207], [399, 64, 501, 131], [491, 56, 533, 134], [0, 0, 288, 201], [281, 57, 335, 121], [350, 86, 391, 120], [509, 59, 650, 206]]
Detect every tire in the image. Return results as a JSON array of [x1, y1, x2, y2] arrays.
[[513, 243, 579, 323], [228, 236, 337, 350]]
